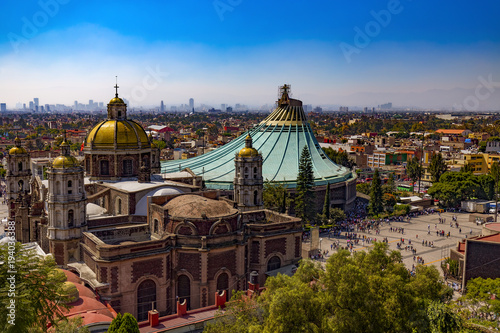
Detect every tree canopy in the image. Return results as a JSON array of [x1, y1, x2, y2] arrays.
[[0, 243, 70, 333], [205, 242, 454, 333], [368, 169, 384, 216], [427, 171, 495, 207], [296, 146, 315, 223], [428, 153, 448, 183], [406, 157, 422, 193]]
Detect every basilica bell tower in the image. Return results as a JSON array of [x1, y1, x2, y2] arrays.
[[47, 133, 87, 265], [234, 134, 263, 211]]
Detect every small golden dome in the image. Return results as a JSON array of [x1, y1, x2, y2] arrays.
[[52, 155, 79, 168], [239, 147, 259, 157], [109, 97, 125, 104], [9, 146, 27, 155], [59, 281, 79, 304], [84, 119, 149, 150]]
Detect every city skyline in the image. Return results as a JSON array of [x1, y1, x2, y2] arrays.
[[0, 1, 499, 110]]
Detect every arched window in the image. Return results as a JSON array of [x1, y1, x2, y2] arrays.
[[137, 279, 156, 322], [253, 167, 257, 178], [267, 256, 281, 272], [177, 275, 191, 310], [100, 160, 109, 176], [244, 167, 249, 179], [18, 162, 23, 171], [68, 210, 74, 227], [217, 272, 229, 295], [55, 181, 61, 195], [18, 180, 23, 192], [253, 190, 258, 205], [67, 180, 72, 194], [153, 219, 159, 234]]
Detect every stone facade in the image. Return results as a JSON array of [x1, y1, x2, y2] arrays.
[[80, 196, 302, 321]]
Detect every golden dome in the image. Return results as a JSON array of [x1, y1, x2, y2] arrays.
[[9, 146, 27, 155], [53, 155, 79, 169], [109, 97, 125, 104], [84, 119, 149, 150], [239, 147, 259, 157], [58, 281, 79, 304]]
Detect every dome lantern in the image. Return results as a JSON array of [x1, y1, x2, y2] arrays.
[[107, 77, 127, 120]]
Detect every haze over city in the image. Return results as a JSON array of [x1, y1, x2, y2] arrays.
[[0, 0, 499, 110]]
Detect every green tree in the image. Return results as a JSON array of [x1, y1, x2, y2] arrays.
[[459, 278, 500, 329], [384, 173, 396, 194], [368, 169, 383, 216], [107, 313, 139, 333], [330, 207, 346, 224], [322, 147, 355, 169], [263, 181, 288, 212], [0, 243, 70, 333], [356, 182, 370, 195], [206, 243, 453, 333], [204, 291, 264, 333], [426, 301, 462, 333], [460, 163, 474, 173], [116, 313, 139, 333], [296, 146, 315, 223], [106, 313, 122, 333], [406, 157, 422, 194], [428, 153, 448, 182], [54, 316, 90, 333], [153, 139, 166, 150]]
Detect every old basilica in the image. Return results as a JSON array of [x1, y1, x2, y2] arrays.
[[6, 87, 302, 321]]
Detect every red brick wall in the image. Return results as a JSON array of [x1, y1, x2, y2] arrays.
[[295, 236, 301, 258], [100, 266, 108, 284], [132, 258, 164, 283], [177, 252, 201, 280], [207, 250, 236, 279], [53, 242, 64, 265], [251, 241, 260, 264], [464, 240, 500, 285], [265, 238, 286, 257]]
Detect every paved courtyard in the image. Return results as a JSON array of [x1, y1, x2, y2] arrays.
[[317, 211, 486, 276]]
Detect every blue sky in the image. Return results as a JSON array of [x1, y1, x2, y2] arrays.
[[0, 0, 499, 109]]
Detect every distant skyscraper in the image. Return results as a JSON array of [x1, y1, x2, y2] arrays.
[[29, 101, 34, 110], [45, 104, 50, 112], [23, 103, 26, 110], [89, 99, 93, 107], [34, 98, 39, 107], [74, 101, 78, 109], [189, 98, 194, 110], [40, 106, 44, 112], [0, 103, 6, 112], [160, 100, 165, 112]]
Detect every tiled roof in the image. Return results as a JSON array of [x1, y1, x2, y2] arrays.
[[161, 100, 354, 189]]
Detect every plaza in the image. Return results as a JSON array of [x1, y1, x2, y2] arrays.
[[318, 210, 485, 278]]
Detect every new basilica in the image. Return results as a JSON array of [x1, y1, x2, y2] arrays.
[[6, 88, 302, 321]]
